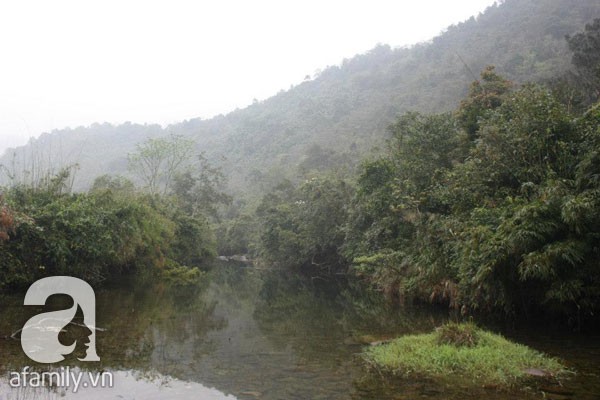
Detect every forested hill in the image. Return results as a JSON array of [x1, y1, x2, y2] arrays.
[[2, 0, 600, 194]]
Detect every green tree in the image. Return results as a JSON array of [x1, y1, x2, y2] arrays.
[[171, 153, 231, 221], [339, 71, 600, 324], [216, 213, 257, 256], [90, 175, 135, 196], [457, 66, 513, 140], [128, 134, 196, 195], [257, 177, 352, 270], [0, 186, 176, 287], [343, 112, 463, 298], [567, 18, 600, 101], [429, 85, 598, 318]]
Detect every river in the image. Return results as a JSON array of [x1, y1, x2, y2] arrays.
[[0, 262, 598, 399]]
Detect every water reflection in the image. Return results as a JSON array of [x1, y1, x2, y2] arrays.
[[0, 263, 599, 399]]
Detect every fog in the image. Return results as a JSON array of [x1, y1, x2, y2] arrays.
[[0, 0, 496, 155]]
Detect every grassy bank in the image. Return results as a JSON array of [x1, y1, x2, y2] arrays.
[[363, 323, 566, 387]]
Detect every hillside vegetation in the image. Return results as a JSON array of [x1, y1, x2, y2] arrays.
[[1, 0, 599, 327], [2, 0, 600, 197], [253, 15, 600, 326]]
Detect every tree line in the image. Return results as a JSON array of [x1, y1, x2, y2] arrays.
[[252, 20, 600, 325], [0, 135, 230, 289]]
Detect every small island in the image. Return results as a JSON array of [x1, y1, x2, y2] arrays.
[[363, 323, 566, 387]]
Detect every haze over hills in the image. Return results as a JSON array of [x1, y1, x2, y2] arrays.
[[1, 0, 599, 195]]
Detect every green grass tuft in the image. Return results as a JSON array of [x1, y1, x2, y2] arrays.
[[436, 321, 480, 347], [363, 323, 566, 387]]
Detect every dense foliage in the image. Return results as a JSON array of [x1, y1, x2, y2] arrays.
[[0, 183, 214, 289], [566, 18, 600, 102], [256, 177, 352, 269], [0, 134, 228, 290], [2, 0, 599, 200], [256, 35, 600, 324], [0, 2, 598, 329]]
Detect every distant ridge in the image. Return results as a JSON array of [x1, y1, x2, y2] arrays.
[[2, 0, 599, 195]]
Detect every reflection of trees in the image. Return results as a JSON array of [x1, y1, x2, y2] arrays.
[[254, 271, 346, 358], [94, 277, 226, 374], [0, 294, 33, 373], [253, 271, 448, 363], [0, 265, 450, 400], [0, 276, 224, 375]]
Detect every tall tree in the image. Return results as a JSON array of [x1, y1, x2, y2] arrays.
[[457, 66, 513, 140], [128, 134, 195, 195], [567, 18, 600, 102], [0, 197, 15, 242], [171, 153, 232, 221]]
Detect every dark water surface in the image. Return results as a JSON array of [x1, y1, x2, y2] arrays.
[[0, 263, 598, 399]]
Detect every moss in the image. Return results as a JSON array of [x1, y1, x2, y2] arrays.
[[363, 323, 566, 387]]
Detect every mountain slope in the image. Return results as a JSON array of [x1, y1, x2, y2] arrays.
[[2, 0, 599, 195]]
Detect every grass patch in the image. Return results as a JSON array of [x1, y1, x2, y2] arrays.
[[363, 322, 566, 387]]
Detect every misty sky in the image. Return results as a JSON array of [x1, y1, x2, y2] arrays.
[[0, 0, 497, 155]]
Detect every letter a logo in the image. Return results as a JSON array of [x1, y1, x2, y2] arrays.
[[21, 276, 100, 363]]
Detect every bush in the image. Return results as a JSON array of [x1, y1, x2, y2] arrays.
[[0, 184, 216, 290]]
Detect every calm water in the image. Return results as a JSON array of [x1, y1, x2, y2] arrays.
[[0, 263, 598, 399]]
